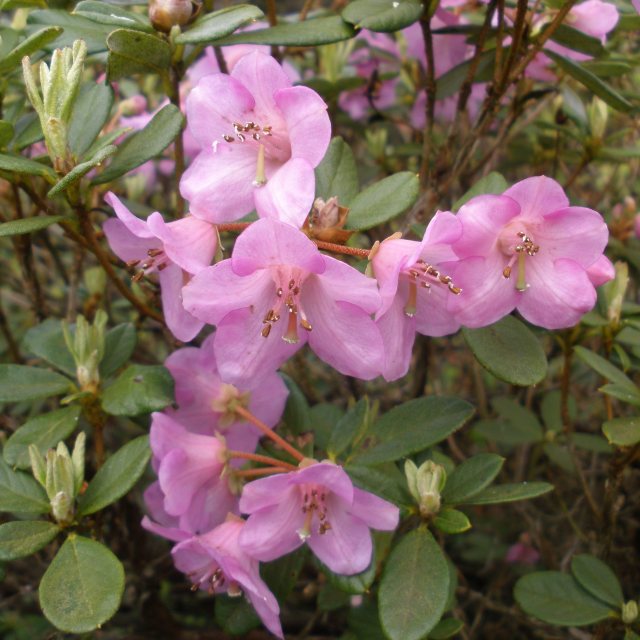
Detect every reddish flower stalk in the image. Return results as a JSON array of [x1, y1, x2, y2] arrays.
[[228, 450, 298, 471]]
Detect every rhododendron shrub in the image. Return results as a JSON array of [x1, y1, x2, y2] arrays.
[[1, 2, 639, 639]]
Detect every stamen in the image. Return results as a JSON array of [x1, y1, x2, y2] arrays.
[[132, 271, 144, 282], [148, 249, 163, 257], [253, 144, 267, 187], [300, 318, 312, 331], [516, 253, 528, 292], [126, 259, 140, 268], [261, 324, 271, 338], [283, 307, 299, 344], [404, 281, 418, 317], [223, 134, 234, 143]]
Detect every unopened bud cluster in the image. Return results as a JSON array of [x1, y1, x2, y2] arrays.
[[405, 460, 447, 518], [63, 310, 107, 394]]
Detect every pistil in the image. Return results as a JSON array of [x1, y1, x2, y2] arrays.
[[253, 143, 267, 187]]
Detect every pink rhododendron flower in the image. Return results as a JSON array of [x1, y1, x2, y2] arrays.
[[180, 52, 331, 226], [371, 212, 462, 381], [182, 218, 384, 384], [150, 412, 237, 534], [448, 176, 611, 329], [141, 481, 192, 543], [634, 0, 640, 13], [103, 192, 217, 341], [173, 517, 283, 638], [238, 460, 399, 575], [164, 334, 288, 451]]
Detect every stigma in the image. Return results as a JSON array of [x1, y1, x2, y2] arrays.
[[261, 274, 312, 343]]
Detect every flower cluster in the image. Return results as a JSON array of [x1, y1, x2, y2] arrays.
[[102, 48, 614, 637]]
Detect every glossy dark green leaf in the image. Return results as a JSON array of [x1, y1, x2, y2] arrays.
[[4, 406, 81, 469], [176, 4, 264, 44], [463, 316, 547, 386], [379, 528, 449, 640], [0, 216, 66, 238], [0, 520, 59, 560], [28, 10, 113, 53], [39, 535, 125, 633], [460, 482, 553, 505], [101, 323, 137, 377], [107, 29, 172, 80], [79, 436, 150, 515], [346, 172, 419, 230], [213, 15, 356, 46], [73, 0, 153, 32], [315, 136, 359, 206], [352, 396, 474, 465], [0, 458, 49, 513], [0, 27, 63, 74], [0, 153, 56, 181], [453, 172, 507, 211], [48, 145, 117, 197], [101, 364, 174, 416], [442, 454, 504, 504], [545, 50, 633, 113], [433, 508, 471, 534], [571, 554, 624, 608], [328, 397, 368, 458], [342, 0, 422, 33], [514, 572, 613, 626], [92, 104, 183, 183], [0, 365, 72, 402], [68, 82, 115, 157], [602, 417, 640, 447], [428, 618, 464, 639]]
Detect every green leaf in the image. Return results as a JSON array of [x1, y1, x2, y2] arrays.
[[493, 396, 545, 441], [581, 60, 632, 78], [453, 172, 507, 211], [352, 396, 474, 465], [435, 49, 495, 101], [463, 316, 548, 386], [433, 508, 471, 534], [4, 406, 81, 469], [549, 24, 604, 56], [0, 216, 66, 238], [78, 435, 150, 515], [39, 535, 125, 633], [460, 482, 553, 505], [213, 15, 356, 46], [600, 383, 640, 407], [346, 464, 412, 507], [346, 172, 419, 230], [342, 0, 422, 33], [545, 50, 633, 113], [328, 397, 368, 459], [48, 145, 117, 198], [22, 319, 76, 375], [602, 417, 640, 447], [0, 458, 49, 513], [262, 548, 306, 601], [0, 365, 71, 402], [572, 433, 612, 455], [318, 583, 352, 610], [215, 595, 260, 635], [0, 153, 56, 181], [73, 1, 153, 32], [571, 554, 624, 608], [379, 528, 449, 640], [573, 345, 637, 391], [176, 4, 264, 44], [0, 520, 59, 560], [317, 552, 377, 595], [92, 104, 184, 184], [428, 618, 464, 639], [514, 571, 614, 626], [101, 323, 137, 377], [28, 10, 114, 53], [68, 82, 115, 157], [0, 27, 63, 74], [281, 373, 311, 436], [107, 29, 172, 80], [442, 454, 504, 504], [101, 364, 174, 416], [315, 136, 359, 206], [0, 120, 14, 147]]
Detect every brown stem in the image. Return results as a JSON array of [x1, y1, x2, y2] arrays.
[[419, 12, 437, 190], [313, 240, 370, 258], [0, 299, 23, 363], [266, 0, 280, 61], [213, 46, 229, 75], [228, 450, 298, 471], [168, 67, 185, 216], [234, 405, 305, 462]]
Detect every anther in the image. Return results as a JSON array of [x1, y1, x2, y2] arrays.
[[276, 287, 283, 297], [223, 135, 234, 143], [148, 248, 163, 257], [300, 318, 312, 331], [126, 259, 140, 268], [132, 271, 144, 282], [237, 133, 245, 142], [261, 324, 271, 338]]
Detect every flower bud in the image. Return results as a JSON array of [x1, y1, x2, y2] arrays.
[[120, 95, 148, 117], [622, 600, 638, 625], [63, 310, 108, 393], [311, 197, 340, 229], [51, 491, 74, 525], [588, 97, 608, 143], [603, 261, 628, 330], [149, 0, 195, 32], [405, 459, 446, 517]]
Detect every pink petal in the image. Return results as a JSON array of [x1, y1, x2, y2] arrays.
[[104, 191, 155, 238], [147, 213, 217, 275], [421, 210, 462, 254], [231, 218, 325, 276], [141, 515, 190, 542], [569, 0, 619, 40], [516, 258, 597, 329], [183, 260, 274, 326], [293, 462, 354, 504], [350, 487, 399, 530], [180, 146, 257, 223], [376, 294, 417, 381], [503, 176, 569, 222], [586, 255, 614, 287], [275, 85, 331, 167], [307, 497, 373, 575], [103, 218, 158, 263], [414, 270, 461, 337], [239, 473, 295, 512], [185, 73, 255, 151], [254, 158, 315, 228], [158, 265, 204, 342]]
